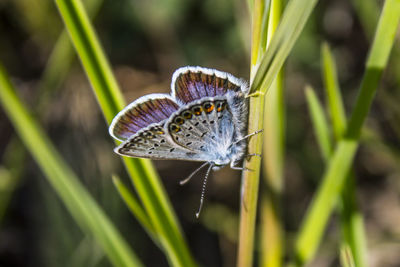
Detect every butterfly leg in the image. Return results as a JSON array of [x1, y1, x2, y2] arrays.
[[245, 153, 262, 161], [230, 161, 254, 171], [232, 129, 263, 146], [241, 129, 264, 141], [245, 92, 263, 98]]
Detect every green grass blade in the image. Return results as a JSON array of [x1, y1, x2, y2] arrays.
[[260, 74, 285, 267], [305, 86, 332, 161], [237, 84, 265, 267], [0, 63, 142, 267], [36, 0, 103, 113], [53, 1, 196, 266], [340, 244, 356, 267], [321, 43, 347, 139], [54, 0, 124, 122], [339, 174, 367, 267], [322, 44, 367, 267], [260, 0, 285, 266], [112, 175, 156, 240], [351, 0, 380, 40], [294, 140, 357, 265], [250, 0, 270, 79], [237, 1, 269, 265], [295, 0, 400, 264], [238, 0, 318, 265], [0, 0, 103, 225], [249, 0, 319, 95]]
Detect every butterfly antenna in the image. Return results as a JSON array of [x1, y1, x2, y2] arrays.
[[180, 162, 210, 185], [196, 163, 214, 218]]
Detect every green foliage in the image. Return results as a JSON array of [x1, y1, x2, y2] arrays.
[[321, 44, 367, 267], [54, 0, 196, 266], [0, 63, 142, 267], [1, 0, 399, 266], [295, 0, 400, 264]]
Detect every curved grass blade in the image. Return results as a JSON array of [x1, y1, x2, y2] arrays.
[[321, 44, 367, 267], [112, 175, 157, 242], [295, 0, 400, 264], [321, 43, 346, 138], [238, 0, 319, 265], [305, 86, 333, 161], [0, 63, 143, 267], [260, 0, 285, 266], [0, 0, 104, 226], [249, 0, 319, 95], [53, 0, 196, 266]]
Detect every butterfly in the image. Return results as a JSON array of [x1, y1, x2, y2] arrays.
[[109, 66, 261, 217]]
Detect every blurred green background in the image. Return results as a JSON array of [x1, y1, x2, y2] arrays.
[[0, 0, 399, 266]]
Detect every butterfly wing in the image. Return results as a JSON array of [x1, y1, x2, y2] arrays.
[[166, 97, 236, 155], [171, 66, 248, 104], [115, 122, 212, 162], [110, 66, 249, 164], [109, 94, 180, 141]]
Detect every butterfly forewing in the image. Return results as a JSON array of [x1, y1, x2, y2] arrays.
[[172, 67, 245, 104], [109, 94, 180, 141]]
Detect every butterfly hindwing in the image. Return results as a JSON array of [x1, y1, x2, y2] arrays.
[[115, 123, 211, 162], [167, 97, 235, 154]]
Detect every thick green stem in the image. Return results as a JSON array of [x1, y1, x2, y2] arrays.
[[238, 0, 319, 265], [237, 92, 265, 267]]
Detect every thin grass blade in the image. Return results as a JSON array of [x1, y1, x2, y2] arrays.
[[295, 0, 400, 264], [321, 43, 346, 138], [249, 0, 319, 95], [112, 175, 157, 241], [0, 63, 143, 267], [322, 43, 367, 267], [260, 0, 285, 266], [53, 0, 196, 265], [305, 86, 333, 161], [0, 0, 104, 226]]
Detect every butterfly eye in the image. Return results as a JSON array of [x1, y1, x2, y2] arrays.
[[203, 102, 214, 114], [175, 116, 185, 125], [169, 123, 181, 132], [182, 111, 192, 119], [192, 106, 202, 116]]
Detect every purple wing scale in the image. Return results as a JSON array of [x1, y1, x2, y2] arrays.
[[172, 67, 246, 104], [109, 94, 180, 141]]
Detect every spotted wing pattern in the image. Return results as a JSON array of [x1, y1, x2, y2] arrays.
[[109, 94, 180, 141], [172, 67, 244, 104], [115, 123, 211, 161], [166, 97, 235, 154], [110, 66, 248, 164]]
